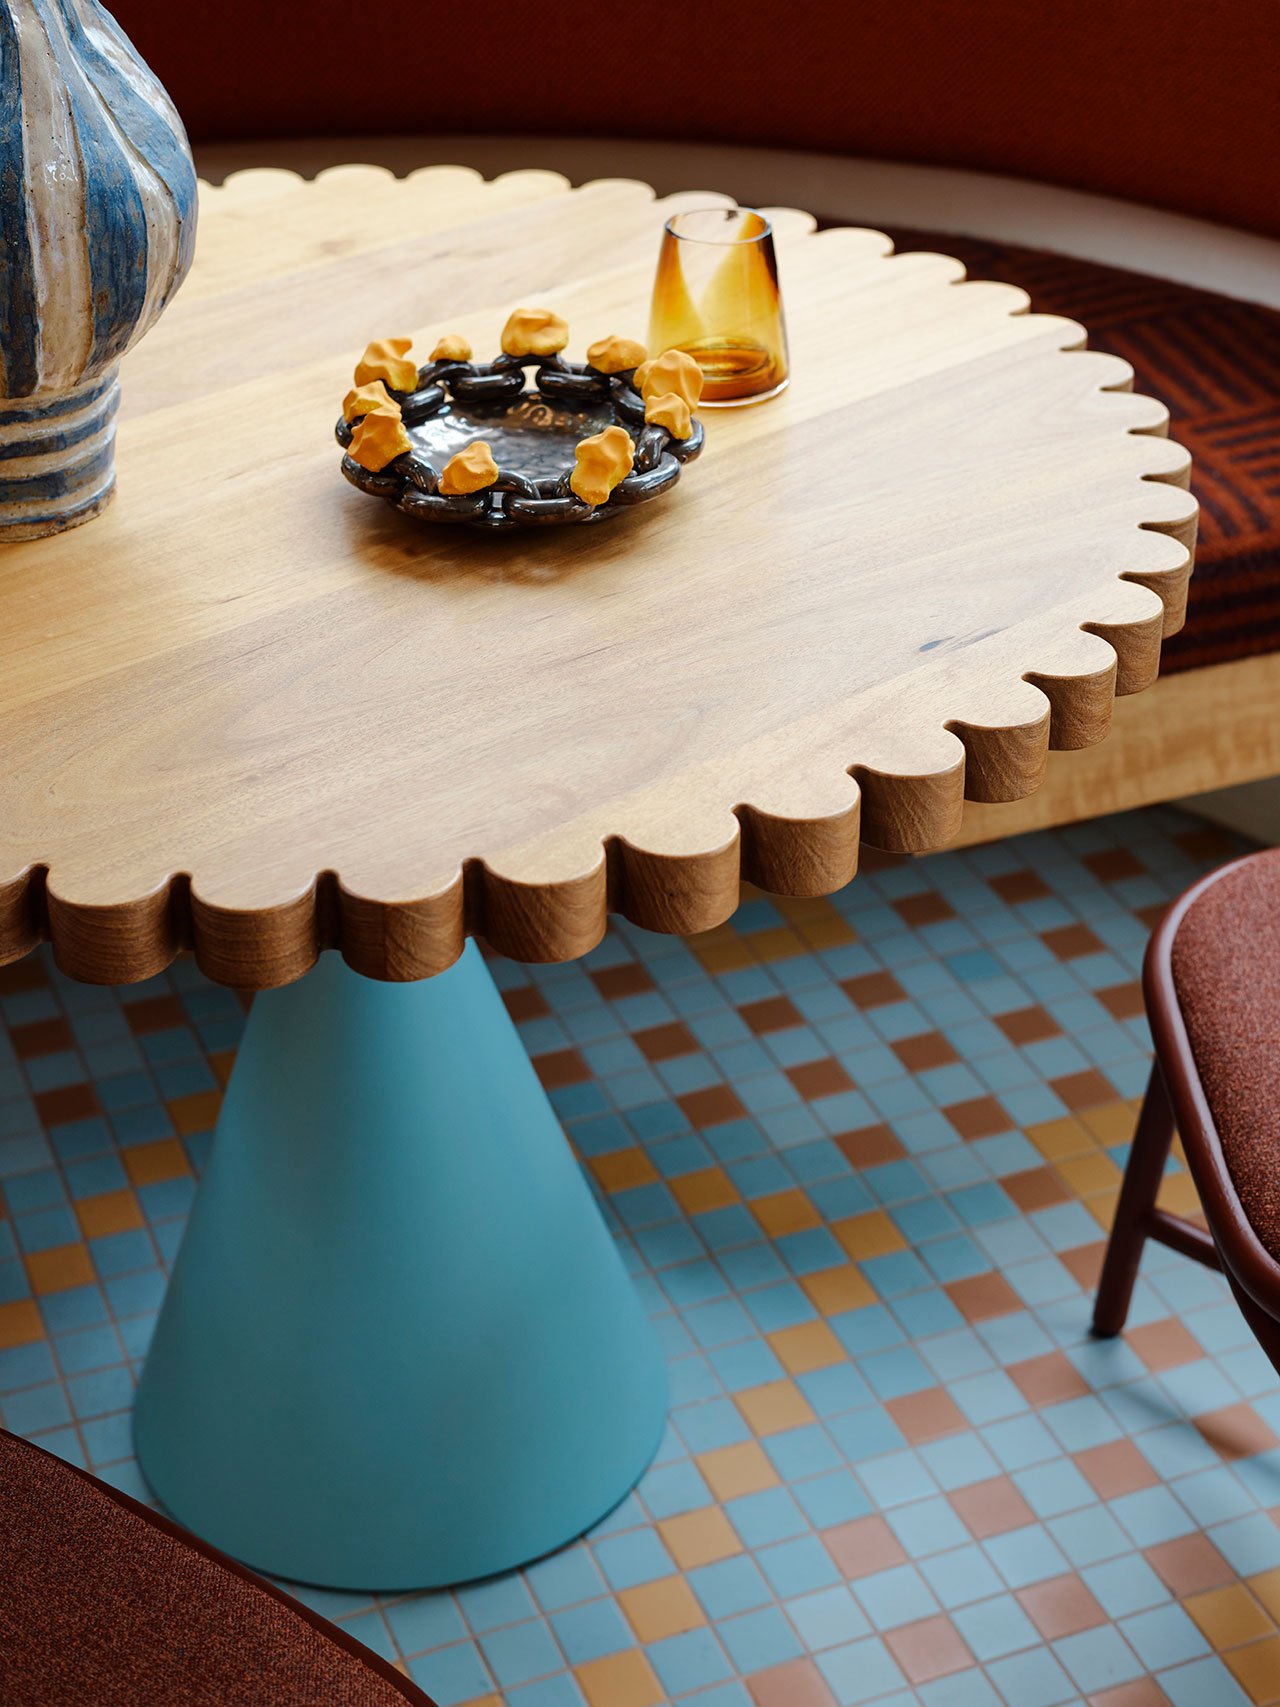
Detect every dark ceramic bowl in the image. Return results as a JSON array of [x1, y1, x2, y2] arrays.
[[336, 352, 703, 530]]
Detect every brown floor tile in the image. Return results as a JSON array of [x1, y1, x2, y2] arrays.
[[1074, 1441, 1160, 1500], [835, 1124, 907, 1168], [501, 985, 549, 1022], [747, 1659, 838, 1707], [124, 994, 187, 1034], [857, 845, 907, 872], [1051, 1069, 1121, 1111], [1007, 1352, 1091, 1407], [787, 1059, 856, 1100], [1043, 923, 1107, 961], [590, 963, 655, 1000], [1194, 1402, 1280, 1461], [894, 892, 956, 928], [0, 959, 49, 993], [9, 1016, 74, 1059], [1083, 849, 1146, 883], [678, 1085, 748, 1129], [1088, 1682, 1172, 1707], [1098, 982, 1146, 1020], [892, 1032, 960, 1072], [1018, 1573, 1108, 1639], [943, 1096, 1013, 1140], [1061, 1241, 1108, 1289], [989, 870, 1052, 904], [33, 1083, 98, 1126], [740, 996, 804, 1034], [634, 1022, 699, 1062], [1145, 1533, 1238, 1595], [945, 1272, 1023, 1322], [884, 1614, 973, 1683], [996, 1005, 1062, 1045], [1175, 826, 1238, 863], [885, 1387, 968, 1444], [1126, 1319, 1205, 1372], [841, 971, 907, 1010], [533, 1048, 591, 1090], [825, 1515, 907, 1578], [949, 1475, 1037, 1539], [1004, 1167, 1072, 1213]]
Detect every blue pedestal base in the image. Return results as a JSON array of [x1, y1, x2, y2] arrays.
[[133, 945, 667, 1590]]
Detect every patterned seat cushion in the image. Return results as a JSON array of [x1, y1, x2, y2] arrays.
[[882, 229, 1280, 674], [0, 1429, 433, 1707]]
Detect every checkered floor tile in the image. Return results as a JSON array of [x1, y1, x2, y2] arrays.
[[3, 804, 1279, 1707]]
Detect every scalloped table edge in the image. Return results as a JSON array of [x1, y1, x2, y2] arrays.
[[0, 177, 1196, 990]]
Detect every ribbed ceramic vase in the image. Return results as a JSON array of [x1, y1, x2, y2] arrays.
[[0, 0, 197, 539]]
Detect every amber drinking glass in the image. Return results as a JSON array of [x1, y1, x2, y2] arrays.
[[647, 207, 789, 406]]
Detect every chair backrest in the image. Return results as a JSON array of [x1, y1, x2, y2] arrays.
[[1147, 849, 1280, 1321], [109, 0, 1279, 241]]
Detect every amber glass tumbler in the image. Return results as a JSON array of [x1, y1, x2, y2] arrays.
[[647, 207, 789, 406]]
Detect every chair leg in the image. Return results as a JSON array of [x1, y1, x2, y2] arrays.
[[1092, 1063, 1178, 1337]]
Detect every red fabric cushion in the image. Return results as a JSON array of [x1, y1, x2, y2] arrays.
[[108, 0, 1280, 240], [0, 1430, 433, 1707], [880, 229, 1280, 675], [1171, 852, 1280, 1258]]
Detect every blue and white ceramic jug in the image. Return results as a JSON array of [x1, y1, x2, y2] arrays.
[[0, 0, 197, 538]]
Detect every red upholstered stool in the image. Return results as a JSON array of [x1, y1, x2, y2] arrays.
[[0, 1429, 435, 1707], [1094, 849, 1280, 1361]]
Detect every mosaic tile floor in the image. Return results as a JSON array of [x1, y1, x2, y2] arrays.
[[3, 804, 1280, 1707]]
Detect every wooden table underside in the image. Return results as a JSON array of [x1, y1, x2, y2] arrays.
[[0, 166, 1196, 988]]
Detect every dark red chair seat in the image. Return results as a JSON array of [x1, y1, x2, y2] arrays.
[[1170, 851, 1280, 1258], [0, 1430, 434, 1707], [1095, 850, 1280, 1368], [882, 228, 1280, 677]]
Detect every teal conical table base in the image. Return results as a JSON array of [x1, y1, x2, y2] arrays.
[[132, 944, 667, 1590]]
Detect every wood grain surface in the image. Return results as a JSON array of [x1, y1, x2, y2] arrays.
[[0, 166, 1196, 987]]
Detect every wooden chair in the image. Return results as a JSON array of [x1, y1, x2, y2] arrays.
[[1094, 848, 1280, 1366], [0, 1428, 435, 1707]]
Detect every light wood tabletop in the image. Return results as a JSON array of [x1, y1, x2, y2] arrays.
[[0, 166, 1196, 989]]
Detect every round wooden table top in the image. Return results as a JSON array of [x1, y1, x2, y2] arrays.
[[0, 166, 1196, 990]]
